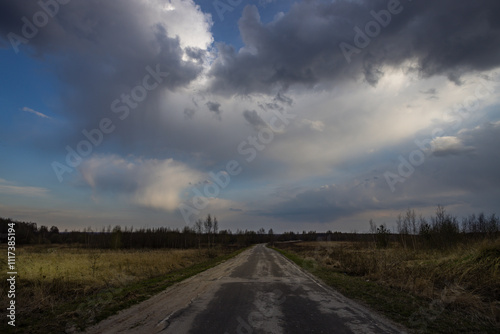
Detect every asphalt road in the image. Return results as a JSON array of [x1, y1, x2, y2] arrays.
[[86, 244, 405, 334]]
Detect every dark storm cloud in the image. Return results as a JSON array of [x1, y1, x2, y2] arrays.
[[0, 2, 201, 88], [185, 46, 206, 62], [206, 101, 222, 120], [243, 110, 267, 131], [258, 91, 293, 113], [275, 92, 293, 106], [0, 0, 213, 160], [208, 0, 500, 95]]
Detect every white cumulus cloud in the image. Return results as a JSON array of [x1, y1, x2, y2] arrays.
[[80, 155, 203, 211], [431, 136, 475, 156]]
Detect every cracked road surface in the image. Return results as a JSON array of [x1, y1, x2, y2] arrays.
[[86, 244, 406, 333]]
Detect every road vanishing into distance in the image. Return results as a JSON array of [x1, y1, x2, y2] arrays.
[[86, 244, 405, 334]]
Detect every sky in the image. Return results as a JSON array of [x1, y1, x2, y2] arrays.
[[0, 0, 499, 233]]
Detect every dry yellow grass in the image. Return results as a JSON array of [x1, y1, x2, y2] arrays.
[[17, 245, 202, 283], [0, 245, 219, 323], [276, 238, 500, 326]]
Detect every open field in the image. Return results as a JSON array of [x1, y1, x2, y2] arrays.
[[273, 238, 500, 333], [0, 245, 244, 333]]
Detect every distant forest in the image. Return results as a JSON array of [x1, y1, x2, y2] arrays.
[[1, 207, 498, 249]]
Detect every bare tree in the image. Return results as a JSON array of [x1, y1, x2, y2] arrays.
[[213, 217, 218, 246], [268, 228, 274, 246], [204, 214, 213, 248], [369, 219, 377, 247], [406, 209, 417, 250], [194, 219, 203, 249], [396, 214, 406, 249], [434, 205, 446, 228]]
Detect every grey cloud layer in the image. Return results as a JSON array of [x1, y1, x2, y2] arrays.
[[1, 1, 499, 229], [258, 122, 500, 223], [1, 1, 203, 86], [208, 0, 500, 95], [0, 0, 212, 158]]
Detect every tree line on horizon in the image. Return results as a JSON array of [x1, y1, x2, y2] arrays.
[[370, 205, 499, 249], [0, 214, 277, 249], [0, 207, 498, 249]]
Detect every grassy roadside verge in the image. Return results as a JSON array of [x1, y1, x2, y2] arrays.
[[2, 247, 247, 334], [271, 246, 498, 334]]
